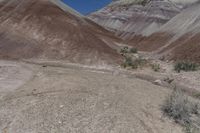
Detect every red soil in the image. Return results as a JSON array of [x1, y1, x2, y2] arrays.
[[171, 33, 200, 63], [128, 32, 173, 51], [129, 32, 200, 63]]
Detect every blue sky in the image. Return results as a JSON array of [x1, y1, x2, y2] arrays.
[[62, 0, 111, 15]]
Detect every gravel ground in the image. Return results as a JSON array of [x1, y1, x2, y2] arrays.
[[0, 60, 182, 133]]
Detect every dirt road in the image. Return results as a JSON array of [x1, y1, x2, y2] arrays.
[[0, 60, 182, 133]]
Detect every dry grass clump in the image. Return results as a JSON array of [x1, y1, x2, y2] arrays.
[[161, 88, 200, 133]]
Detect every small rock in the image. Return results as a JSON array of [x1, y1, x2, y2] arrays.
[[133, 54, 139, 58], [59, 105, 64, 108], [112, 70, 120, 76], [164, 77, 174, 84], [154, 79, 162, 85]]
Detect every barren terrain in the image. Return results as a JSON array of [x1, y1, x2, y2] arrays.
[[0, 0, 200, 133], [0, 60, 183, 133]]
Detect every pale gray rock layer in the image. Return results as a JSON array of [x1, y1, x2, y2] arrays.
[[89, 0, 197, 39]]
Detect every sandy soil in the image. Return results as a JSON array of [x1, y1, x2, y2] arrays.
[[131, 58, 200, 94], [0, 60, 183, 133], [0, 61, 34, 100]]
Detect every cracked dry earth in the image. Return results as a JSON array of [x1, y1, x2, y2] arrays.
[[0, 60, 182, 133]]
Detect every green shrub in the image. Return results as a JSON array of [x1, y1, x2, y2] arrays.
[[120, 46, 129, 54], [151, 63, 160, 72], [174, 61, 199, 73], [140, 0, 149, 6], [129, 48, 137, 53], [193, 93, 200, 98], [121, 57, 147, 69], [122, 57, 133, 68], [120, 47, 138, 55], [133, 58, 147, 68]]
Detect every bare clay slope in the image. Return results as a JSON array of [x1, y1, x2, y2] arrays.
[[158, 4, 200, 62], [89, 0, 183, 40], [0, 0, 122, 66], [131, 4, 200, 62]]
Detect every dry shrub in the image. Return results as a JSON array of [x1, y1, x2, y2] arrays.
[[162, 88, 200, 133], [174, 61, 199, 73]]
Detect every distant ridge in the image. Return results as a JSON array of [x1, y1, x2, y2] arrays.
[[89, 0, 182, 39]]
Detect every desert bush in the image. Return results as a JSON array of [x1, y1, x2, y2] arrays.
[[132, 58, 147, 69], [151, 63, 160, 72], [120, 47, 138, 55], [162, 88, 199, 124], [174, 61, 199, 73], [120, 46, 129, 54], [140, 0, 150, 6], [129, 48, 137, 53], [161, 88, 200, 132], [122, 57, 133, 68], [184, 123, 196, 133], [121, 57, 147, 69], [159, 56, 165, 61], [193, 93, 200, 99]]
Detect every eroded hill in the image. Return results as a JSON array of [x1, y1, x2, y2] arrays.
[[89, 0, 182, 39], [0, 0, 123, 66], [130, 4, 200, 63]]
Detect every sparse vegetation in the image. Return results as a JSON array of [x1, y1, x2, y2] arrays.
[[193, 93, 200, 99], [122, 56, 133, 68], [174, 61, 199, 73], [161, 88, 200, 133], [120, 46, 137, 55], [151, 63, 160, 72], [163, 77, 174, 84], [122, 56, 147, 69], [120, 46, 129, 55], [133, 58, 147, 68], [120, 46, 147, 69], [184, 123, 199, 133], [159, 56, 165, 61], [129, 47, 137, 53], [140, 0, 150, 6]]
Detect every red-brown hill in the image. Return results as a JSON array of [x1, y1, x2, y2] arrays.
[[130, 4, 200, 63], [0, 0, 123, 65]]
